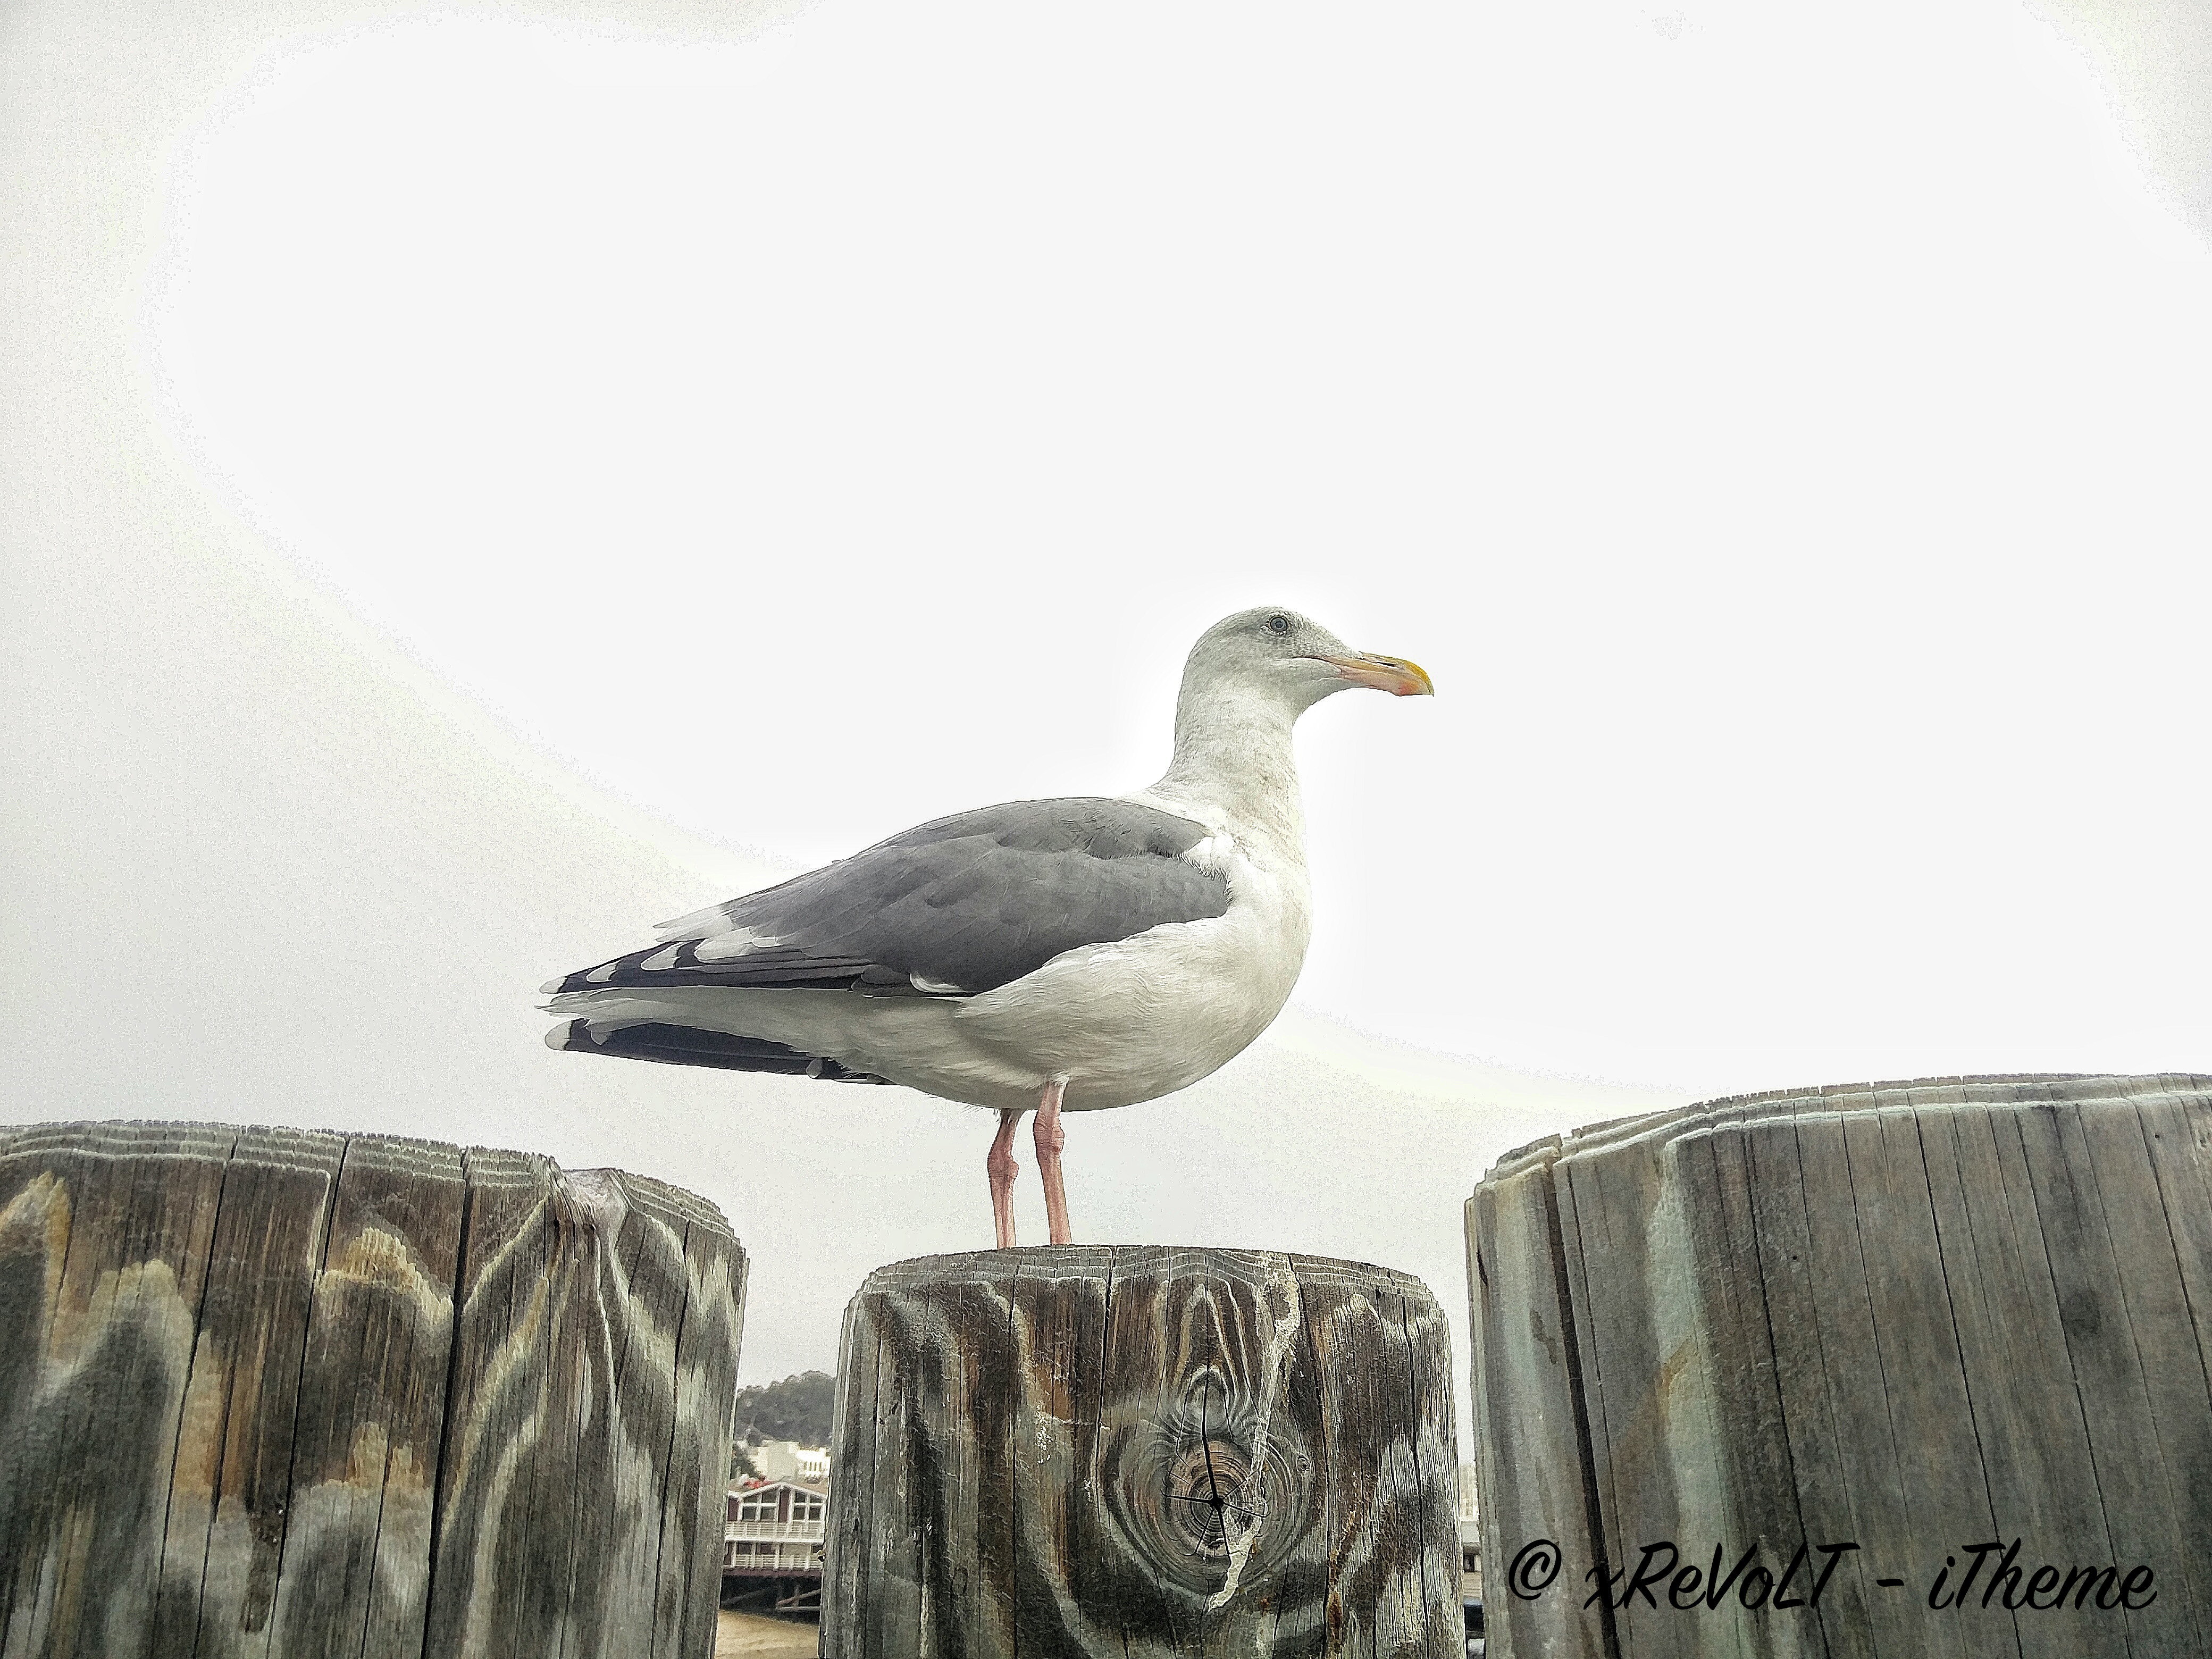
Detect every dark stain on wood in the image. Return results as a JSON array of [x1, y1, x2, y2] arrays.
[[1467, 1073, 2212, 1659], [823, 1246, 1462, 1658], [0, 1120, 746, 1659]]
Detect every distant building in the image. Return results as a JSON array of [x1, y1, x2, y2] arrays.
[[723, 1475, 828, 1613], [747, 1438, 830, 1484], [1458, 1462, 1483, 1604]]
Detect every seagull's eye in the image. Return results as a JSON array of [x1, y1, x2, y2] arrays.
[[1265, 614, 1291, 635]]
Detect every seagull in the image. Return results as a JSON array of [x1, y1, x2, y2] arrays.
[[542, 606, 1432, 1247]]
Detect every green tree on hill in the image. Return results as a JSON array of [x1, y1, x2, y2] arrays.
[[731, 1369, 835, 1448]]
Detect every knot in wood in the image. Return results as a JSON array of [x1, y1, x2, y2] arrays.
[[1095, 1408, 1306, 1598], [1164, 1439, 1262, 1561]]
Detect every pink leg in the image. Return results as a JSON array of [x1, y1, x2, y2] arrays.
[[1033, 1078, 1071, 1245], [988, 1108, 1021, 1249]]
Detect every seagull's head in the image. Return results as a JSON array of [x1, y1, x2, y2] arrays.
[[1182, 606, 1435, 718]]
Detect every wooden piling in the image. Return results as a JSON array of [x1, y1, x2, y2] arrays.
[[0, 1119, 747, 1659], [1466, 1073, 2212, 1659], [822, 1246, 1462, 1658]]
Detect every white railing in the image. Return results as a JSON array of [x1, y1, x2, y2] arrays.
[[723, 1545, 821, 1572], [726, 1519, 826, 1543]]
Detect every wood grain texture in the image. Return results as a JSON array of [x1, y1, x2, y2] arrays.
[[1465, 1074, 2212, 1659], [0, 1120, 746, 1659], [822, 1246, 1462, 1659], [1467, 1134, 1624, 1659]]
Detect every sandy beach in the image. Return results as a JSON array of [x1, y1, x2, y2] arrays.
[[715, 1609, 818, 1656]]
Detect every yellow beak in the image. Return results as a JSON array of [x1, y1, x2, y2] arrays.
[[1315, 652, 1435, 697]]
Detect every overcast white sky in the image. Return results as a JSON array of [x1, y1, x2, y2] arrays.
[[6, 0, 2209, 1432]]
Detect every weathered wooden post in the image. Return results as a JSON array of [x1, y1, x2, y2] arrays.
[[1467, 1073, 2212, 1659], [823, 1246, 1462, 1657], [0, 1119, 747, 1659]]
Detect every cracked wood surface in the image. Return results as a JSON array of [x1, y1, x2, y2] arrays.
[[0, 1120, 747, 1659], [823, 1246, 1461, 1658], [1467, 1074, 2212, 1659]]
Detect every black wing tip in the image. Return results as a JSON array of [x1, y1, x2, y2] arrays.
[[548, 1019, 891, 1084], [544, 943, 933, 997]]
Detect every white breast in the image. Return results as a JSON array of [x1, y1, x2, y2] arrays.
[[950, 790, 1313, 1111]]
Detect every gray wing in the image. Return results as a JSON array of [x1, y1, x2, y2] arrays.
[[547, 798, 1230, 998]]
